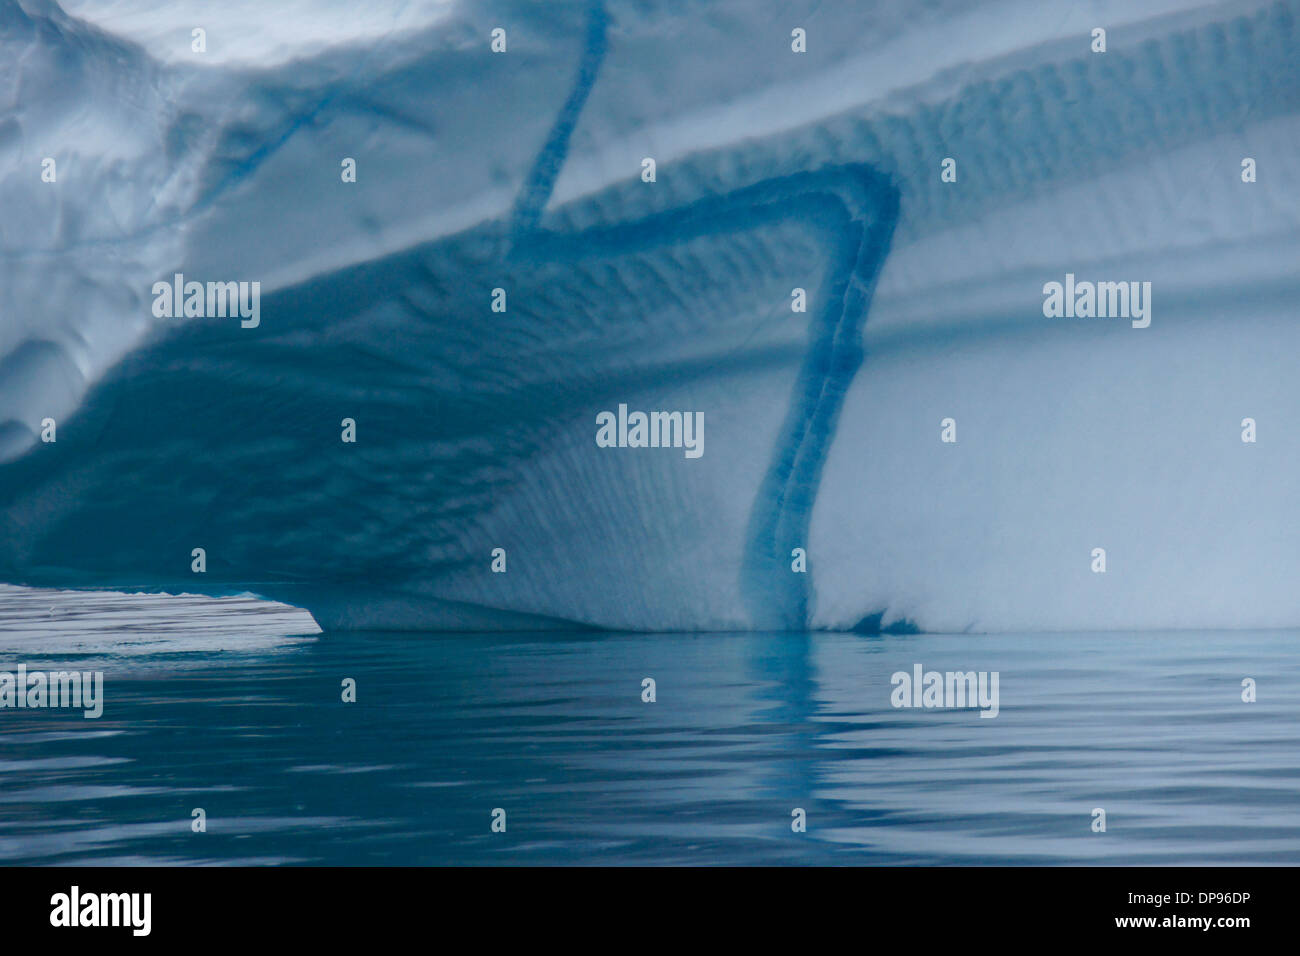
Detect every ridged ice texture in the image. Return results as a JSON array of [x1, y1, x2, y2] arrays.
[[1, 0, 1298, 631]]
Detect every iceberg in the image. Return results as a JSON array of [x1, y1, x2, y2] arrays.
[[1, 0, 1298, 632]]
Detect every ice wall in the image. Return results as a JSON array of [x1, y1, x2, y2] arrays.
[[1, 0, 1297, 631]]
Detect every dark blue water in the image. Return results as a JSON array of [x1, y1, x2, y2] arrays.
[[1, 588, 1298, 865]]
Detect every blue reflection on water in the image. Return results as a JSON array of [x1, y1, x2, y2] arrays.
[[1, 592, 1298, 865]]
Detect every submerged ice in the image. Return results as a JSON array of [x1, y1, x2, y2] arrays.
[[1, 0, 1298, 632]]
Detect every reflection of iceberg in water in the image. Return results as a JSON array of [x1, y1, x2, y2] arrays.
[[1, 0, 1298, 632], [9, 624, 1296, 864]]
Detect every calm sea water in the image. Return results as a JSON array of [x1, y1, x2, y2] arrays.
[[1, 586, 1297, 865]]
